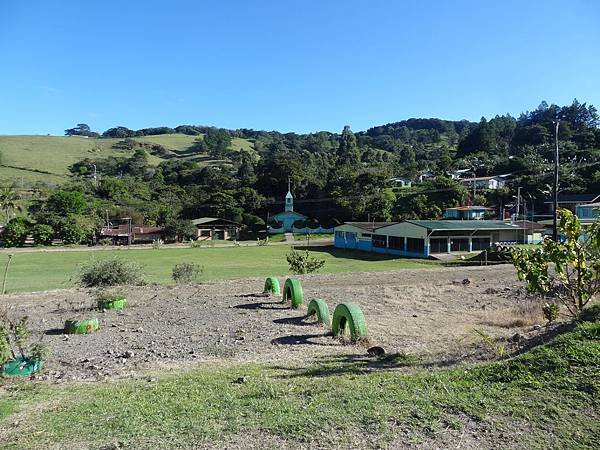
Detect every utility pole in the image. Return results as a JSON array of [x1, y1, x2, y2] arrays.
[[552, 119, 560, 241], [516, 186, 521, 221]]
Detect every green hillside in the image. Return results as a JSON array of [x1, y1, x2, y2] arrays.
[[0, 134, 255, 186]]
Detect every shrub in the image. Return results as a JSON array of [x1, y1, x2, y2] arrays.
[[60, 221, 89, 245], [76, 256, 144, 287], [542, 302, 559, 324], [2, 218, 28, 247], [286, 249, 326, 275], [172, 262, 203, 283], [0, 320, 11, 366], [513, 209, 600, 318], [32, 224, 54, 246]]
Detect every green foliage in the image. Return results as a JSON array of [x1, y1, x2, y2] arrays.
[[0, 320, 11, 366], [13, 316, 30, 358], [29, 342, 49, 361], [2, 217, 29, 247], [286, 249, 326, 274], [76, 256, 144, 287], [0, 183, 21, 223], [31, 223, 54, 246], [171, 262, 203, 283], [512, 209, 600, 317], [542, 302, 560, 324], [60, 220, 90, 245]]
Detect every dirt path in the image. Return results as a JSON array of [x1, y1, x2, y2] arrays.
[[1, 265, 543, 382]]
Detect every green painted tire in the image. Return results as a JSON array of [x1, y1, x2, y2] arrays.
[[307, 298, 330, 326], [263, 277, 281, 295], [97, 297, 127, 310], [2, 358, 44, 376], [65, 318, 99, 334], [332, 303, 367, 339], [282, 278, 304, 309]]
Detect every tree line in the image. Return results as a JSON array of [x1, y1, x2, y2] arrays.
[[2, 99, 597, 246]]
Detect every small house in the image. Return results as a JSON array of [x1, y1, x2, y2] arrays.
[[460, 176, 505, 190], [443, 205, 493, 220], [191, 217, 240, 241], [99, 224, 163, 244]]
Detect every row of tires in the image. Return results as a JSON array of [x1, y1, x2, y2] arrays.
[[264, 276, 368, 340], [64, 296, 128, 335]]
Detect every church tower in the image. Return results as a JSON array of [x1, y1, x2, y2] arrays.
[[285, 178, 294, 212]]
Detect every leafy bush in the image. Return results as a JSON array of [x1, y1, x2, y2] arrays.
[[2, 218, 28, 247], [76, 256, 144, 287], [60, 221, 89, 245], [32, 224, 54, 246], [0, 320, 11, 366], [286, 249, 326, 275], [513, 209, 600, 317], [172, 262, 203, 283], [542, 302, 559, 324]]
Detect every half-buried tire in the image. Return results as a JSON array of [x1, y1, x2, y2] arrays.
[[306, 298, 330, 326], [263, 277, 281, 295], [332, 303, 367, 340], [65, 318, 99, 334], [282, 278, 303, 309]]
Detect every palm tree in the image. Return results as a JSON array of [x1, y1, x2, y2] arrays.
[[0, 184, 21, 224]]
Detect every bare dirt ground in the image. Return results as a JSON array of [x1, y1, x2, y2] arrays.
[[1, 265, 547, 382]]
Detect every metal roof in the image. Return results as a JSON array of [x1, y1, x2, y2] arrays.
[[344, 222, 398, 231], [543, 193, 600, 204], [403, 220, 528, 231], [191, 217, 241, 226]]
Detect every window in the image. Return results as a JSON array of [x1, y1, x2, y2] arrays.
[[429, 238, 447, 254], [388, 236, 404, 250], [407, 238, 425, 253], [450, 238, 469, 252], [361, 233, 372, 238], [472, 237, 491, 251], [372, 234, 387, 248], [200, 229, 211, 237], [335, 231, 345, 239]]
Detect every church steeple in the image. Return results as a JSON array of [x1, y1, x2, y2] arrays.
[[285, 177, 293, 212]]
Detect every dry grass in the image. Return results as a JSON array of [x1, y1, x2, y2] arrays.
[[480, 298, 545, 329]]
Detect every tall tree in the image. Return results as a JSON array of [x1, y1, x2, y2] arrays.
[[0, 184, 21, 223], [337, 126, 361, 168]]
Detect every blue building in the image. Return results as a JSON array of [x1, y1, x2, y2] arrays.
[[443, 206, 492, 220], [575, 202, 600, 222], [268, 186, 308, 233], [268, 183, 334, 234], [334, 220, 541, 258]]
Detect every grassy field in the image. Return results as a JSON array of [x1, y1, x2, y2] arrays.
[[1, 244, 431, 293], [0, 134, 255, 186], [1, 318, 598, 448]]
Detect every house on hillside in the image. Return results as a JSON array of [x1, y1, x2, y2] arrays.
[[334, 220, 540, 258], [443, 205, 493, 220], [99, 224, 162, 245], [460, 176, 506, 190], [389, 176, 412, 188], [448, 168, 473, 180], [191, 217, 241, 241]]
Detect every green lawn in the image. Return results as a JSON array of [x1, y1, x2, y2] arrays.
[[1, 319, 598, 449], [1, 244, 431, 293]]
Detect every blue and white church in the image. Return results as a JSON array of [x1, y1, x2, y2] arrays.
[[267, 181, 334, 234]]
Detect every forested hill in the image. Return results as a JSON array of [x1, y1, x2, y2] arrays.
[[1, 99, 599, 245]]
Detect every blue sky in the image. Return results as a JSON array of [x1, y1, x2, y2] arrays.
[[0, 0, 599, 135]]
